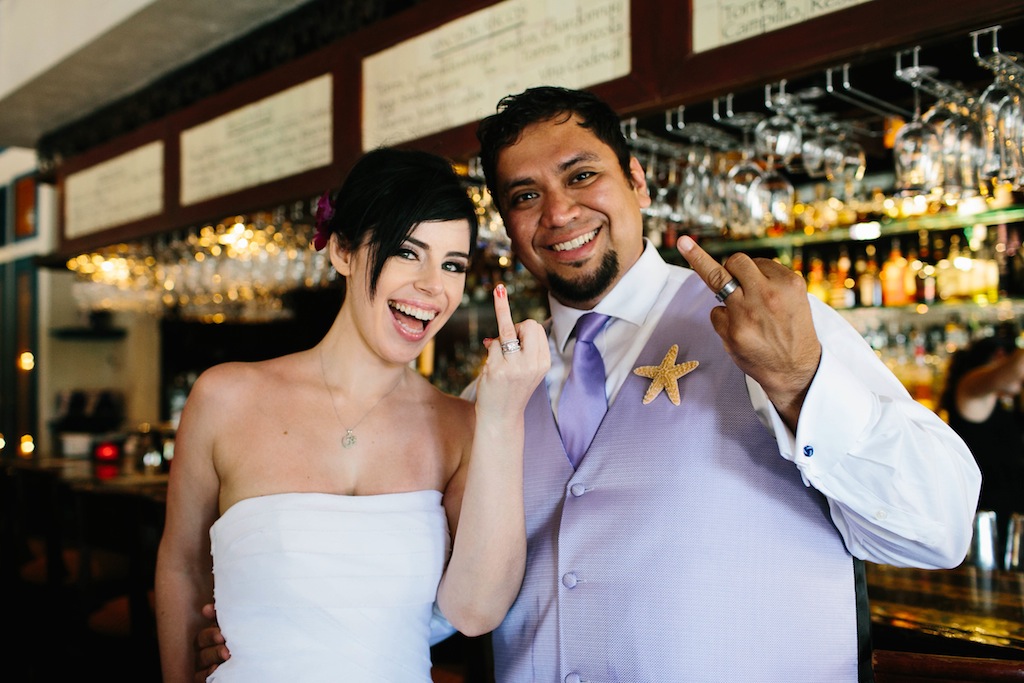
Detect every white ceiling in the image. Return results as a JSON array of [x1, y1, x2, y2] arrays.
[[0, 0, 315, 148]]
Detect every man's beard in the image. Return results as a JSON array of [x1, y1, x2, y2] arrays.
[[547, 251, 620, 306]]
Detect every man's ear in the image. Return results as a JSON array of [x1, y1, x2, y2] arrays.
[[629, 156, 652, 211]]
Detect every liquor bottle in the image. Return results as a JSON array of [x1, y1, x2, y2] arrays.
[[881, 238, 909, 306], [903, 243, 920, 303], [858, 244, 883, 307], [907, 329, 936, 410], [913, 230, 935, 304], [933, 235, 951, 301], [791, 247, 804, 279], [936, 234, 964, 301], [916, 261, 937, 305], [828, 246, 856, 309], [853, 247, 867, 286], [806, 253, 830, 303], [972, 240, 1000, 304]]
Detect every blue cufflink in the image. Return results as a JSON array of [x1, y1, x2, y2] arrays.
[[803, 445, 814, 457]]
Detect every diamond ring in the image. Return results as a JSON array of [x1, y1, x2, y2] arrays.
[[500, 338, 522, 355]]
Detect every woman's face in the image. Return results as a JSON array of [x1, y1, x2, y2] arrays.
[[337, 219, 472, 364]]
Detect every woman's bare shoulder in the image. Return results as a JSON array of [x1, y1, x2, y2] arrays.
[[190, 352, 311, 402]]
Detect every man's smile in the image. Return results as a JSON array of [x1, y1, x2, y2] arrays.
[[551, 228, 599, 252]]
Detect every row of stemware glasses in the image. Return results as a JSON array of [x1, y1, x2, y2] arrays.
[[66, 202, 332, 322], [893, 30, 1024, 201], [625, 82, 870, 241], [628, 26, 1024, 244]]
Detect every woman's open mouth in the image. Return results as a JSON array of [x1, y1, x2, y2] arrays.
[[389, 301, 437, 334]]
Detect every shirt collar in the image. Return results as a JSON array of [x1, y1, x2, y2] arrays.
[[550, 240, 670, 353]]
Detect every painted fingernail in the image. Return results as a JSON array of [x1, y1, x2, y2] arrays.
[[495, 284, 506, 298]]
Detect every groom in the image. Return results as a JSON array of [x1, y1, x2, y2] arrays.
[[195, 86, 980, 681]]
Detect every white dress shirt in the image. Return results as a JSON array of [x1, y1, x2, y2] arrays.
[[546, 239, 980, 569]]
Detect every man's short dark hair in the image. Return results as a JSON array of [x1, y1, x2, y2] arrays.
[[475, 86, 633, 210]]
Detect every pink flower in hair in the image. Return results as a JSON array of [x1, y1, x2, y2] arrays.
[[312, 190, 334, 251]]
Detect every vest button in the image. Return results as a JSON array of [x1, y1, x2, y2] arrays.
[[564, 674, 582, 683], [570, 483, 586, 497], [561, 572, 579, 588]]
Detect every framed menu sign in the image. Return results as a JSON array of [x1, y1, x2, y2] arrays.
[[65, 141, 164, 239], [692, 0, 875, 54], [180, 74, 333, 206], [362, 0, 631, 150]]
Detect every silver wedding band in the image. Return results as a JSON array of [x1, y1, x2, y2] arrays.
[[500, 338, 522, 355], [715, 278, 741, 303]]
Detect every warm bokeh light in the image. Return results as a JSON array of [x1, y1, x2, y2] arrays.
[[17, 351, 34, 371]]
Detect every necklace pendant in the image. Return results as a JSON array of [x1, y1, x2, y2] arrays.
[[342, 429, 357, 449]]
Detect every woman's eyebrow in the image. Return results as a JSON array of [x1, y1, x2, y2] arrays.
[[405, 236, 469, 260]]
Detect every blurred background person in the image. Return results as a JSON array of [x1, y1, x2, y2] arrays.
[[940, 322, 1024, 549]]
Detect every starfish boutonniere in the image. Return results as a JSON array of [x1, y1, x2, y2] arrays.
[[632, 344, 699, 406]]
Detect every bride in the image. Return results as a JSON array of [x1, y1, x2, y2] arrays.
[[155, 147, 549, 682]]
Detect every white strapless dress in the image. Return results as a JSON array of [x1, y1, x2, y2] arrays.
[[207, 490, 449, 683]]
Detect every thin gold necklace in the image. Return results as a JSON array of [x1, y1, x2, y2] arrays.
[[318, 347, 403, 449]]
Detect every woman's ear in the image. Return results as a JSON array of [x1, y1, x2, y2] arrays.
[[329, 234, 354, 276]]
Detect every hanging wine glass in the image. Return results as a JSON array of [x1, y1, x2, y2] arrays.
[[994, 57, 1024, 187], [893, 80, 943, 197], [924, 100, 965, 200], [927, 99, 986, 201], [754, 111, 802, 166], [837, 131, 867, 201], [976, 54, 1023, 187], [644, 148, 669, 241], [955, 107, 985, 199], [819, 124, 846, 183], [746, 83, 797, 235], [754, 82, 803, 166], [723, 112, 765, 239], [690, 145, 721, 236], [800, 123, 829, 178], [748, 166, 794, 237]]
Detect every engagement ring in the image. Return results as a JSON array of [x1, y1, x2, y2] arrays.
[[500, 339, 522, 355]]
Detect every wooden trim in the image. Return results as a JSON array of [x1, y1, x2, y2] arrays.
[[658, 0, 1024, 108], [873, 649, 1024, 681]]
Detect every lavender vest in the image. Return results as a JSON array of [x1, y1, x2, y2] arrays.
[[492, 276, 866, 682]]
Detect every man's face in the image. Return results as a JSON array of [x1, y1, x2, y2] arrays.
[[493, 115, 651, 309]]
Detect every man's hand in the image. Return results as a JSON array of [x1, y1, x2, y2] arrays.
[[678, 235, 821, 431], [194, 603, 229, 683]]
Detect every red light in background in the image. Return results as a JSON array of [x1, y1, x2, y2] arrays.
[[94, 442, 120, 461], [95, 463, 120, 480]]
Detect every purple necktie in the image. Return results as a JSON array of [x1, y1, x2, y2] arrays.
[[558, 312, 610, 468]]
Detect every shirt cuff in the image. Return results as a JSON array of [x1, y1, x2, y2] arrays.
[[748, 345, 876, 486]]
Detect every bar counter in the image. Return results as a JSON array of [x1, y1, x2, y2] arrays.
[[867, 563, 1024, 657]]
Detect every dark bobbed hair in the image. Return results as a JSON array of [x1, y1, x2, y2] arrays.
[[326, 147, 478, 298], [476, 86, 633, 211]]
